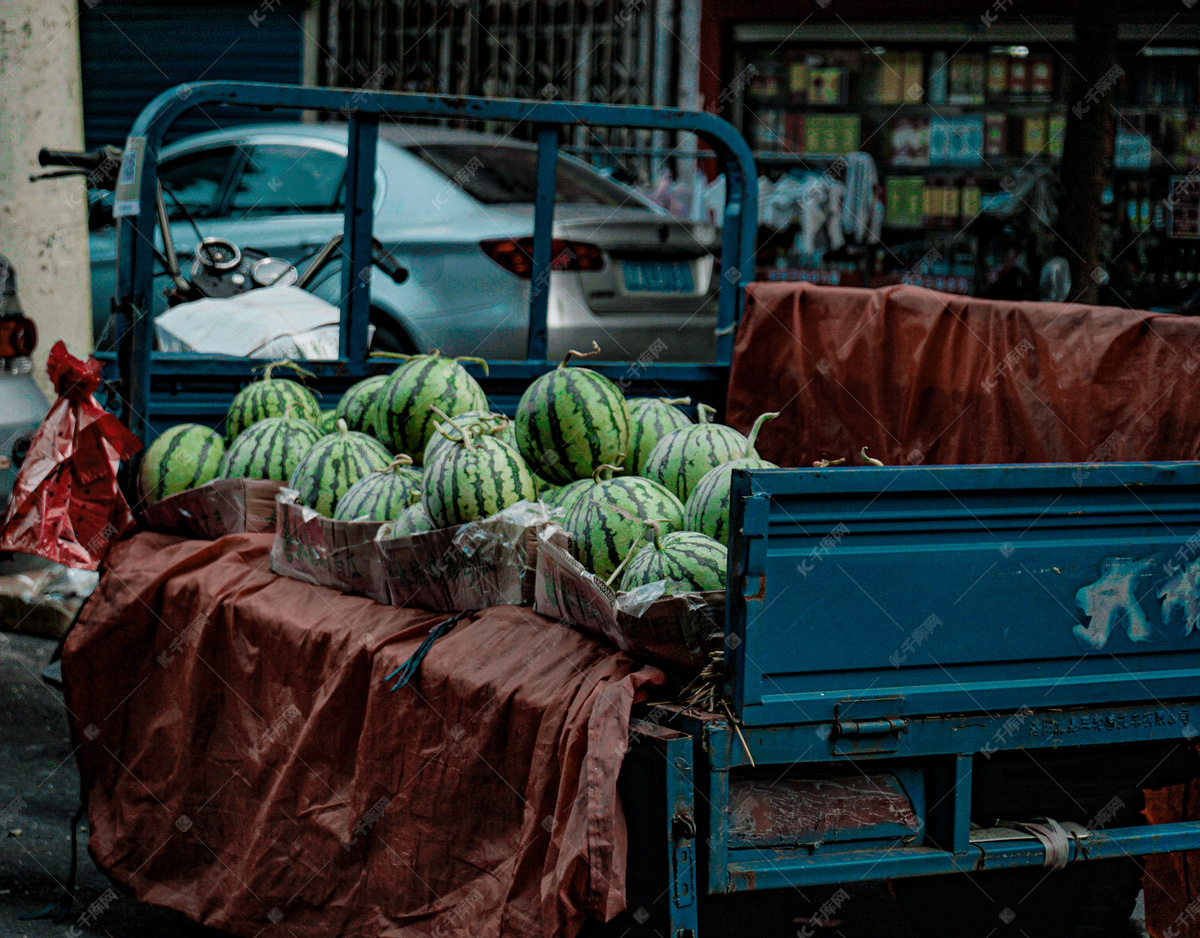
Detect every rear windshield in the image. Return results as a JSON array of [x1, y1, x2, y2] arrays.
[[408, 143, 636, 207]]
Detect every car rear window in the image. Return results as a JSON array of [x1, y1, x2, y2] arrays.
[[408, 144, 636, 207]]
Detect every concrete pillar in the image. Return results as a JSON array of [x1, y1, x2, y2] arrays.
[[0, 0, 92, 396]]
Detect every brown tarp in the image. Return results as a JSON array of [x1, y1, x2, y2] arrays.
[[62, 531, 664, 938], [727, 282, 1200, 468]]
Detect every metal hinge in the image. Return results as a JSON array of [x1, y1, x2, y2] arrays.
[[830, 696, 908, 754]]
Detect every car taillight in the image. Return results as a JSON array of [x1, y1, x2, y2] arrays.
[[480, 238, 604, 279], [0, 316, 36, 357]]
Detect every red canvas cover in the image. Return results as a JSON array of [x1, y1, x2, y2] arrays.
[[63, 531, 664, 938], [727, 282, 1200, 467]]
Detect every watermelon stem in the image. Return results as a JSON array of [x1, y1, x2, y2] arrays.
[[559, 340, 602, 369], [369, 351, 414, 361], [452, 356, 491, 377], [743, 411, 780, 457], [697, 403, 717, 425], [659, 397, 692, 406], [430, 406, 475, 450], [381, 454, 415, 472], [336, 417, 350, 435], [860, 446, 885, 466], [256, 359, 316, 382], [591, 462, 624, 482], [604, 517, 671, 587]]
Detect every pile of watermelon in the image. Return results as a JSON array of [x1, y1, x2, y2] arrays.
[[139, 349, 781, 597]]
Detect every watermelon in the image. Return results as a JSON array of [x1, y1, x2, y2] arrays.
[[561, 473, 685, 581], [421, 419, 538, 528], [335, 374, 389, 435], [388, 501, 435, 537], [643, 407, 778, 504], [375, 353, 488, 462], [618, 529, 727, 593], [540, 477, 592, 513], [685, 456, 778, 546], [225, 360, 321, 440], [333, 455, 423, 522], [624, 397, 692, 476], [220, 413, 324, 482], [139, 424, 225, 505], [319, 409, 339, 433], [424, 409, 515, 466], [514, 344, 631, 485], [288, 418, 391, 517]]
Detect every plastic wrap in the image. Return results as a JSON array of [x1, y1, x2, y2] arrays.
[[0, 342, 141, 569], [140, 478, 286, 539], [534, 526, 724, 675], [269, 490, 390, 603], [375, 500, 551, 612]]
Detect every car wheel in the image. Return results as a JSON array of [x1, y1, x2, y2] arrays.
[[369, 310, 417, 354]]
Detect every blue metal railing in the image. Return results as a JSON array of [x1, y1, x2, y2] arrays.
[[113, 81, 758, 442]]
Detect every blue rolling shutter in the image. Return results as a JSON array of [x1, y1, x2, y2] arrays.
[[80, 1, 305, 148]]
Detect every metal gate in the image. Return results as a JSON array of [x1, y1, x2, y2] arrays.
[[313, 0, 700, 181]]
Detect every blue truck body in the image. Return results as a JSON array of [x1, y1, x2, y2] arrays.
[[103, 82, 1200, 937]]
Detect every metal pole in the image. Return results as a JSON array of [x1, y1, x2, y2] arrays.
[[340, 112, 378, 369], [527, 124, 558, 361]]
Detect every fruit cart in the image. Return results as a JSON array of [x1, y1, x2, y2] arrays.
[[76, 82, 1200, 938]]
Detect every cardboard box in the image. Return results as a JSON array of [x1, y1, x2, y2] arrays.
[[374, 501, 551, 612], [270, 490, 390, 603], [141, 478, 286, 540], [533, 527, 723, 676]]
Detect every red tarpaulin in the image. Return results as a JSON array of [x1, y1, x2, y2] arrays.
[[727, 282, 1200, 468], [63, 532, 664, 938]]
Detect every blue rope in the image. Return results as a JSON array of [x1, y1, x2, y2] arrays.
[[384, 610, 472, 692]]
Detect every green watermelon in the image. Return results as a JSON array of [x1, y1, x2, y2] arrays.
[[618, 529, 727, 593], [422, 422, 538, 528], [139, 424, 225, 505], [388, 501, 435, 537], [220, 413, 323, 482], [335, 374, 389, 435], [225, 361, 321, 440], [541, 477, 592, 513], [288, 418, 391, 517], [561, 474, 685, 581], [643, 408, 778, 504], [333, 455, 423, 522], [685, 456, 778, 546], [624, 397, 692, 476], [374, 353, 488, 462], [514, 345, 631, 485], [424, 410, 515, 466], [319, 409, 339, 433]]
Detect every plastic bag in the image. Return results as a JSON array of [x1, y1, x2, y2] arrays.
[[0, 342, 142, 570]]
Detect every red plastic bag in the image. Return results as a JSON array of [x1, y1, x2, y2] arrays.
[[0, 342, 142, 570]]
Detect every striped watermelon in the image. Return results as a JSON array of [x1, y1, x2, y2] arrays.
[[624, 397, 692, 476], [139, 424, 224, 506], [333, 456, 423, 522], [422, 425, 538, 528], [562, 475, 685, 581], [335, 374, 389, 435], [684, 457, 778, 546], [541, 477, 592, 513], [424, 410, 516, 466], [389, 501, 435, 537], [220, 413, 324, 482], [514, 345, 631, 485], [225, 361, 321, 440], [375, 353, 488, 462], [643, 408, 778, 504], [319, 410, 339, 433], [288, 418, 391, 517], [619, 530, 727, 593]]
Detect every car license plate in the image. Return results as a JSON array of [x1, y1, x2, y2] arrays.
[[622, 259, 695, 293]]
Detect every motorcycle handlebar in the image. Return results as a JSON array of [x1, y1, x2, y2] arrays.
[[38, 147, 111, 171]]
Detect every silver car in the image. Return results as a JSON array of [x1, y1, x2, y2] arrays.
[[88, 123, 721, 362]]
